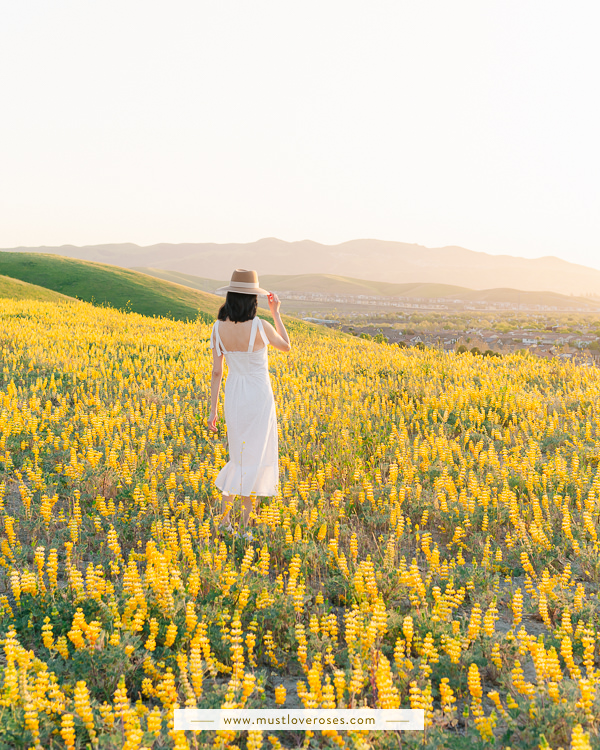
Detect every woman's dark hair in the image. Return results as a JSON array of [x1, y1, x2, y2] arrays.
[[217, 292, 258, 323]]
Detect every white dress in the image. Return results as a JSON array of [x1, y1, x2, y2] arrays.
[[210, 316, 279, 496]]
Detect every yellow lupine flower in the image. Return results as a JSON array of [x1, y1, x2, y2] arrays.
[[571, 723, 592, 750]]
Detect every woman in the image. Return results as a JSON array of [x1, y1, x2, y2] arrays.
[[208, 269, 291, 533]]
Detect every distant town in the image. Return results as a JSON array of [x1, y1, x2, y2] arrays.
[[301, 318, 600, 364], [277, 290, 600, 313]]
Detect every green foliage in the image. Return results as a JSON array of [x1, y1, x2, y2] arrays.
[[0, 252, 220, 322], [0, 274, 72, 303]]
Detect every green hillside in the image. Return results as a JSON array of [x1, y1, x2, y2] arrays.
[[0, 274, 76, 303], [135, 268, 597, 309], [0, 253, 222, 322], [133, 267, 225, 293]]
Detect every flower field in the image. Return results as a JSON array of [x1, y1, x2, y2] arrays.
[[1, 299, 600, 750]]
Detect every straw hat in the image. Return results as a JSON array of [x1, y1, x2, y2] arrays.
[[215, 269, 269, 297]]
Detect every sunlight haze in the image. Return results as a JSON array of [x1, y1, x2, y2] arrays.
[[1, 1, 599, 270]]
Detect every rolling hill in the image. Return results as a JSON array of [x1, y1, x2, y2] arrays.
[[133, 268, 225, 294], [5, 238, 600, 295], [135, 268, 599, 310], [0, 253, 222, 322], [0, 274, 75, 303]]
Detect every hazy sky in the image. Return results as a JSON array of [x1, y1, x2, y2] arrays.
[[1, 1, 599, 268]]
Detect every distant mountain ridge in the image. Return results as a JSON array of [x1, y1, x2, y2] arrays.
[[3, 238, 600, 295], [135, 269, 599, 310]]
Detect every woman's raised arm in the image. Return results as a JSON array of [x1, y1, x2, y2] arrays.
[[265, 293, 291, 352]]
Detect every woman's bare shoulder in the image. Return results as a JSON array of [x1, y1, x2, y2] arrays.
[[260, 318, 278, 336], [260, 318, 291, 351]]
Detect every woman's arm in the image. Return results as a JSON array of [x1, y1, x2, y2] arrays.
[[208, 342, 224, 432], [264, 293, 291, 352]]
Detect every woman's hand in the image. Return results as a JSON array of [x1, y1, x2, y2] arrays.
[[267, 292, 281, 315], [208, 411, 218, 433]]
